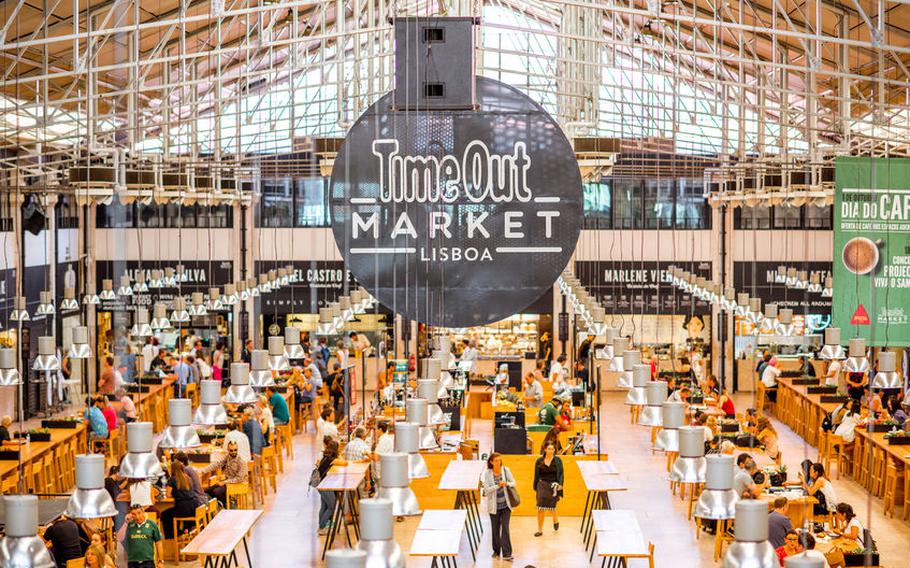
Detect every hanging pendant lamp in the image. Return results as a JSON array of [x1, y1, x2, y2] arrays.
[[785, 267, 799, 288], [223, 362, 258, 404], [339, 296, 356, 322], [188, 292, 207, 316], [249, 350, 276, 388], [405, 398, 438, 450], [350, 289, 366, 315], [376, 454, 422, 516], [163, 267, 177, 286], [193, 380, 229, 426], [222, 283, 238, 306], [721, 500, 777, 567], [268, 269, 279, 288], [35, 291, 55, 316], [417, 379, 448, 426], [278, 267, 290, 287], [606, 337, 629, 372], [315, 307, 335, 336], [33, 337, 59, 372], [286, 264, 299, 283], [258, 274, 272, 294], [59, 287, 79, 311], [238, 280, 250, 301], [0, 495, 57, 568], [148, 269, 163, 289], [758, 304, 781, 335], [821, 276, 833, 297], [175, 264, 189, 282], [617, 349, 641, 389], [206, 287, 225, 312], [132, 272, 148, 293], [354, 498, 407, 567], [393, 422, 430, 479], [116, 275, 133, 297], [0, 348, 21, 386], [119, 422, 164, 479], [10, 296, 29, 321], [721, 287, 737, 311], [267, 336, 290, 372], [734, 293, 750, 318], [654, 401, 686, 452], [694, 454, 739, 521], [326, 548, 367, 567], [624, 364, 650, 406], [776, 308, 797, 337], [774, 265, 788, 284], [171, 297, 190, 323], [159, 399, 202, 449], [99, 279, 116, 301], [82, 282, 100, 305], [68, 326, 91, 359], [130, 308, 153, 338], [819, 327, 845, 360], [65, 454, 118, 519], [284, 327, 306, 360], [807, 272, 822, 293], [668, 426, 707, 484], [150, 302, 172, 331], [638, 380, 667, 427], [247, 277, 260, 297], [872, 350, 901, 389]]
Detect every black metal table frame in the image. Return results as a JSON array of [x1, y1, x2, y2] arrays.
[[453, 489, 482, 561], [320, 488, 362, 559], [198, 533, 253, 568], [581, 490, 615, 562], [430, 556, 459, 567]]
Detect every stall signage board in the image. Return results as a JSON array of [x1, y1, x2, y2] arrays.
[[575, 260, 712, 314], [329, 76, 583, 328], [255, 261, 355, 312], [732, 262, 832, 314], [834, 156, 910, 346], [95, 261, 233, 312]]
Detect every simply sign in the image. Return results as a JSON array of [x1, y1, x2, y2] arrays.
[[330, 77, 583, 328]]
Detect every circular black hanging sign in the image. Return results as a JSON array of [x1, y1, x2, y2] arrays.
[[329, 77, 583, 328]]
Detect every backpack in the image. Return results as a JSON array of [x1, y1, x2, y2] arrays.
[[308, 466, 323, 492]]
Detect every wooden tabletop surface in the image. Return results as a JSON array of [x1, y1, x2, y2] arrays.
[[438, 460, 485, 491], [318, 462, 369, 491], [409, 529, 463, 557], [581, 473, 628, 493], [418, 509, 468, 531], [181, 510, 263, 556], [592, 509, 639, 532], [0, 423, 87, 479], [576, 460, 619, 476]]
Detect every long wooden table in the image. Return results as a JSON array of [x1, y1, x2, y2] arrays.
[[181, 509, 263, 568], [577, 461, 626, 553], [0, 422, 87, 492], [316, 462, 369, 559], [590, 510, 652, 566], [437, 460, 485, 560]]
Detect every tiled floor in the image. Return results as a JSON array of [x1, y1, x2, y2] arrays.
[[206, 391, 910, 566]]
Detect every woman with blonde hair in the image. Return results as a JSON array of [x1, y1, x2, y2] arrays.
[[84, 544, 115, 568], [755, 416, 781, 463]]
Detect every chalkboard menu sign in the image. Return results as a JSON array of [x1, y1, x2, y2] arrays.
[[576, 260, 712, 314]]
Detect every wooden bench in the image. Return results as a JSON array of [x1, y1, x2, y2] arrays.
[[410, 527, 462, 568], [180, 509, 263, 568]]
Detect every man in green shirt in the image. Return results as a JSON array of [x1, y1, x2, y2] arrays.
[[124, 505, 163, 568], [267, 385, 290, 425], [538, 397, 561, 426]]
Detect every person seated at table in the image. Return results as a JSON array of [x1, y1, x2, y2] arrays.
[[100, 396, 118, 433], [761, 358, 782, 401], [734, 454, 764, 498], [833, 400, 862, 444], [267, 384, 290, 426], [41, 514, 85, 568], [0, 414, 11, 443], [241, 407, 266, 458], [832, 502, 865, 548], [316, 437, 348, 535], [256, 395, 274, 445], [755, 416, 781, 463], [344, 425, 376, 463], [84, 543, 115, 568], [768, 497, 793, 548], [702, 375, 719, 399], [223, 419, 252, 463], [537, 396, 562, 427], [775, 530, 804, 565], [886, 396, 908, 428], [793, 462, 837, 516], [116, 387, 138, 424], [202, 440, 249, 506], [846, 367, 866, 401], [541, 426, 565, 455], [172, 451, 208, 507], [717, 385, 736, 418], [798, 533, 831, 567], [556, 400, 573, 431], [85, 396, 109, 442], [668, 385, 691, 403], [523, 372, 544, 409], [159, 460, 197, 539]]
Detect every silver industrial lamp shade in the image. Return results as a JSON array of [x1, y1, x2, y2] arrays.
[[844, 337, 869, 373], [638, 381, 667, 427], [148, 269, 163, 289], [694, 454, 739, 520], [315, 307, 335, 335], [616, 350, 641, 389], [117, 275, 133, 297], [267, 336, 290, 371], [131, 307, 153, 338], [258, 273, 272, 293], [606, 337, 628, 371], [193, 380, 229, 426], [376, 454, 421, 517], [416, 379, 447, 426], [339, 296, 356, 322], [668, 426, 706, 483], [745, 297, 763, 325], [776, 308, 796, 337], [98, 280, 116, 301], [238, 280, 250, 301], [171, 296, 190, 323], [355, 498, 406, 568], [624, 364, 651, 406], [784, 554, 825, 568], [249, 350, 276, 388], [247, 277, 260, 297], [150, 302, 172, 331], [0, 495, 57, 568], [393, 422, 429, 479], [721, 500, 777, 568], [0, 348, 21, 386], [188, 292, 208, 316], [595, 327, 616, 359], [60, 287, 79, 311], [654, 401, 686, 452], [873, 350, 901, 389], [33, 336, 60, 372], [423, 357, 450, 395], [159, 399, 202, 449], [326, 548, 367, 568], [35, 291, 55, 316], [83, 282, 100, 305], [132, 272, 148, 293], [818, 327, 845, 360], [65, 454, 118, 519], [119, 422, 164, 479], [206, 287, 225, 312], [223, 363, 258, 404], [10, 296, 29, 321], [222, 283, 238, 306], [176, 264, 189, 283], [68, 326, 91, 359], [284, 327, 306, 360], [758, 304, 780, 335], [164, 267, 177, 286], [405, 398, 437, 450]]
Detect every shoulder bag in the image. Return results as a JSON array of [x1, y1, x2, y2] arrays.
[[504, 468, 521, 507]]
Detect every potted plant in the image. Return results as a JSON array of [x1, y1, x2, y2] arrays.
[[865, 419, 899, 433], [820, 390, 850, 404], [807, 384, 838, 394], [14, 428, 52, 442], [42, 416, 82, 429], [884, 429, 910, 445]]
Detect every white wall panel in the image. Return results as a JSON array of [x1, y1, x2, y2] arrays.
[[731, 230, 833, 262], [94, 229, 234, 261], [255, 228, 341, 261], [574, 230, 717, 262]]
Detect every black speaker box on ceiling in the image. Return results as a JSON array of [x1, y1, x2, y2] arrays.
[[22, 195, 46, 235]]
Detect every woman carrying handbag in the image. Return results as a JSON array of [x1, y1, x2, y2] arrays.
[[481, 452, 516, 561], [534, 441, 565, 536]]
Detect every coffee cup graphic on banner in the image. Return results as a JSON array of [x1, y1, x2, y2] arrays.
[[842, 237, 881, 275]]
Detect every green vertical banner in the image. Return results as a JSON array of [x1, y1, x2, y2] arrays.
[[834, 156, 910, 346]]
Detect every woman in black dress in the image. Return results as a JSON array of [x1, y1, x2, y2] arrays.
[[533, 441, 564, 537], [160, 460, 197, 538]]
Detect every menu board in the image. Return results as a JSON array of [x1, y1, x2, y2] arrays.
[[732, 262, 832, 314], [575, 260, 712, 314]]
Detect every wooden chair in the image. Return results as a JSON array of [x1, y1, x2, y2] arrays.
[[172, 504, 208, 562], [225, 482, 252, 510], [260, 445, 279, 494], [247, 460, 264, 506], [755, 383, 767, 415], [871, 445, 887, 497], [276, 423, 294, 461], [42, 454, 57, 494], [185, 383, 199, 408], [883, 461, 902, 518], [66, 559, 85, 568], [206, 498, 219, 522]]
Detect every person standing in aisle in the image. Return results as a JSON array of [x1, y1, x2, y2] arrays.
[[212, 341, 226, 381], [533, 441, 564, 537], [481, 452, 515, 561], [122, 505, 163, 568]]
